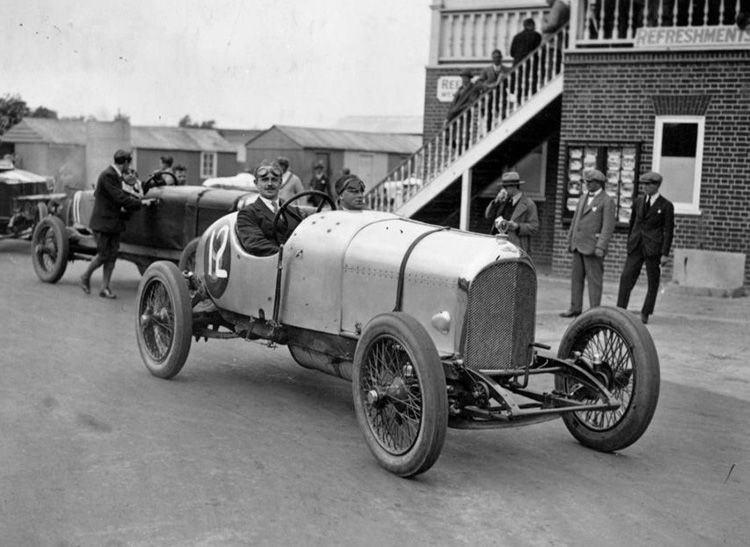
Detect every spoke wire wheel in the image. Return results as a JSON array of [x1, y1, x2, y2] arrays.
[[31, 216, 68, 283], [352, 312, 447, 478], [555, 306, 660, 452], [135, 261, 192, 379]]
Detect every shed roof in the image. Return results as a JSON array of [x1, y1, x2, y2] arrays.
[[252, 125, 421, 154], [1, 119, 235, 152]]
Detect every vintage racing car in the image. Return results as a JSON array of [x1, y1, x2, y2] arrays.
[[0, 158, 57, 240], [135, 191, 660, 477], [30, 179, 258, 283]]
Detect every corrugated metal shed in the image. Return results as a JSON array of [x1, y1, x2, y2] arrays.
[[255, 125, 422, 154], [2, 119, 235, 153], [132, 126, 236, 153], [1, 119, 87, 145]]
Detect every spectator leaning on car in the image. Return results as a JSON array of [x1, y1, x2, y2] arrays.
[[236, 160, 306, 257], [335, 174, 367, 211], [276, 156, 305, 202], [79, 149, 150, 299]]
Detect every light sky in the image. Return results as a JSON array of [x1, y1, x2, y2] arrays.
[[1, 0, 431, 129]]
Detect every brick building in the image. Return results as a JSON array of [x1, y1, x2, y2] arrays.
[[365, 0, 750, 291]]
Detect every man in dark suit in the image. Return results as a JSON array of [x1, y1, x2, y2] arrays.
[[484, 171, 539, 253], [80, 149, 145, 299], [617, 171, 674, 324], [561, 168, 616, 317], [236, 160, 306, 256]]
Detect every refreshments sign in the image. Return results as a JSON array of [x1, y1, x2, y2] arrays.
[[634, 25, 750, 48], [437, 76, 462, 102]]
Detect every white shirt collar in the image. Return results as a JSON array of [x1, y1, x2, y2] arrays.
[[586, 188, 601, 200], [511, 191, 523, 206], [112, 164, 123, 177], [259, 196, 280, 212], [647, 191, 660, 203]]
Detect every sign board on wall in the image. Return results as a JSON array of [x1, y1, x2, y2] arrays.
[[634, 25, 750, 48], [436, 76, 462, 102]]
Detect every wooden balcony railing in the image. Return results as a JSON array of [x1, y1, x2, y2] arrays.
[[366, 26, 568, 213], [577, 0, 748, 46]]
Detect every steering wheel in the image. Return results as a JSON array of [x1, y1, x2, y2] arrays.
[[272, 190, 336, 241]]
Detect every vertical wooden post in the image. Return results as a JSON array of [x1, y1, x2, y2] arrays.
[[459, 168, 472, 231]]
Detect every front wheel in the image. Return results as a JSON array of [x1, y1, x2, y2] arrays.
[[555, 306, 660, 452], [352, 312, 448, 477], [135, 261, 192, 379], [31, 216, 69, 283]]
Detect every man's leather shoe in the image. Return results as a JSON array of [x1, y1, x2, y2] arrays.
[[99, 288, 117, 299], [79, 275, 90, 295], [559, 310, 581, 318], [640, 313, 649, 324]]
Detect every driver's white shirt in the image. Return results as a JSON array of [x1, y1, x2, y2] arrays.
[[258, 196, 279, 213]]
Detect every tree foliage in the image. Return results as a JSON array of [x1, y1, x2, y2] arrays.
[[0, 94, 29, 135], [178, 114, 216, 129], [29, 106, 58, 119]]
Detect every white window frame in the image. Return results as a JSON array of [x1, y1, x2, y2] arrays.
[[200, 151, 217, 178], [652, 115, 705, 215]]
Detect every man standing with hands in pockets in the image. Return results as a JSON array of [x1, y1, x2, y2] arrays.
[[616, 171, 674, 324], [560, 168, 615, 318]]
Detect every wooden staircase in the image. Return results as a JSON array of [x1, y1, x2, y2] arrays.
[[365, 26, 568, 224]]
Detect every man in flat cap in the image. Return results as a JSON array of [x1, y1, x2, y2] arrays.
[[335, 174, 366, 211], [236, 160, 306, 256], [484, 171, 539, 253], [308, 161, 333, 207], [80, 149, 147, 299], [616, 171, 674, 324], [561, 168, 616, 317]]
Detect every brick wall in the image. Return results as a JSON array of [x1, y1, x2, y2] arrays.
[[552, 49, 750, 287]]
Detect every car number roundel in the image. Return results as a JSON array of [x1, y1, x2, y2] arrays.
[[204, 223, 231, 298]]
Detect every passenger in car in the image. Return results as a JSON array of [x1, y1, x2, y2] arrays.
[[335, 174, 366, 211], [236, 160, 306, 256]]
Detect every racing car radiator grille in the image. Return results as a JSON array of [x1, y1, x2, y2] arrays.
[[463, 260, 536, 371]]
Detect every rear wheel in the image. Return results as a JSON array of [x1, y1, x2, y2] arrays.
[[136, 261, 192, 379], [31, 216, 69, 283], [352, 312, 448, 477], [555, 306, 660, 452]]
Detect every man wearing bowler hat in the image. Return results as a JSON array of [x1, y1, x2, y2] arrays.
[[616, 171, 674, 324], [561, 168, 616, 317], [484, 171, 539, 253]]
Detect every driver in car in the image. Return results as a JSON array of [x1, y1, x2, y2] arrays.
[[335, 174, 367, 211], [236, 160, 306, 256]]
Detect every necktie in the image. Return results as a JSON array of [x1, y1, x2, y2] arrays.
[[645, 196, 651, 213], [272, 201, 279, 213]]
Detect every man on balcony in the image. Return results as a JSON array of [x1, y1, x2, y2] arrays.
[[484, 171, 539, 254]]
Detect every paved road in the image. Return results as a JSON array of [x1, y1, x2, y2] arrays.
[[1, 240, 748, 546]]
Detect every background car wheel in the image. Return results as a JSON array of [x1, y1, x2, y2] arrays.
[[135, 261, 192, 379], [352, 312, 448, 478], [178, 237, 200, 273], [555, 306, 660, 452], [31, 216, 69, 283]]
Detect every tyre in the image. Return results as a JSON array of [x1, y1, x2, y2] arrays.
[[555, 306, 660, 452], [31, 216, 69, 283], [135, 261, 193, 379], [178, 237, 200, 273], [352, 312, 448, 477]]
